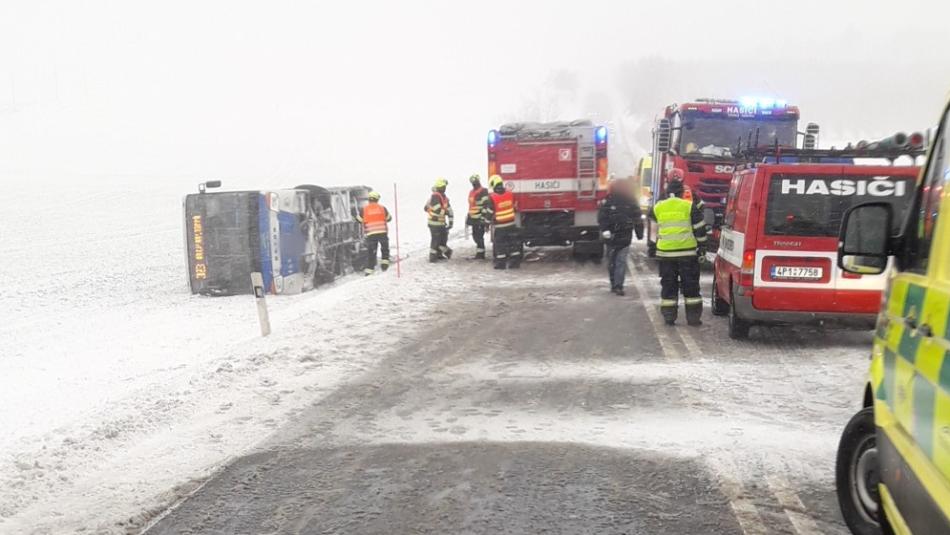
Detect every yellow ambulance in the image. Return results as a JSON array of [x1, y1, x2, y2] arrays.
[[835, 101, 950, 534]]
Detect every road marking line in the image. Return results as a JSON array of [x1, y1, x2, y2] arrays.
[[628, 258, 679, 359], [708, 454, 772, 535], [629, 255, 770, 535], [766, 473, 823, 535], [678, 326, 703, 359]]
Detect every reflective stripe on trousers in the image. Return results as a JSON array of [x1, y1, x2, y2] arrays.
[[656, 249, 697, 258]]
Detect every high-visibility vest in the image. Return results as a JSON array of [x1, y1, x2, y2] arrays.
[[468, 187, 488, 220], [653, 196, 697, 257], [427, 192, 449, 226], [361, 203, 388, 236], [491, 190, 516, 227]]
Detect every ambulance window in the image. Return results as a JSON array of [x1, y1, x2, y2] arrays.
[[907, 115, 950, 273]]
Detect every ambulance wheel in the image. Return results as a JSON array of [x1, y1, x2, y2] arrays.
[[728, 287, 751, 339], [835, 407, 892, 535], [711, 273, 729, 316]]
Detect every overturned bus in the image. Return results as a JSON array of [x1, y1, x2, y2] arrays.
[[183, 182, 370, 296]]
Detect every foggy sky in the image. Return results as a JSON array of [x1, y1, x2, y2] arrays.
[[1, 0, 948, 199]]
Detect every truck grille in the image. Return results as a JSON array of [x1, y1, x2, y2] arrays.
[[697, 178, 730, 208]]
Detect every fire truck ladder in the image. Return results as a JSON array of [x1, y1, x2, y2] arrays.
[[577, 141, 597, 200]]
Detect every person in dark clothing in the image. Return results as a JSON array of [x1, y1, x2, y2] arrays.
[[598, 180, 644, 295]]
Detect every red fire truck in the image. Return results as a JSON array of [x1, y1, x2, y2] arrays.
[[487, 120, 609, 259], [646, 97, 806, 257]]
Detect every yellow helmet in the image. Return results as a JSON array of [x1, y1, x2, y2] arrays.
[[368, 191, 381, 201], [434, 177, 448, 189], [488, 174, 504, 188]]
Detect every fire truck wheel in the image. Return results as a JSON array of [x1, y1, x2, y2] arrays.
[[711, 273, 729, 316], [728, 287, 751, 339], [835, 407, 893, 535]]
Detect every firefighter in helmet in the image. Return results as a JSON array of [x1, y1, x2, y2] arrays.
[[466, 174, 491, 259], [485, 174, 521, 269], [668, 167, 710, 262], [425, 177, 454, 262], [355, 190, 392, 275], [650, 176, 707, 325]]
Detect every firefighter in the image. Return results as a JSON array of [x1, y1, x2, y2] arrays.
[[425, 178, 454, 262], [355, 190, 392, 275], [466, 174, 491, 259], [670, 168, 711, 260], [486, 174, 521, 269], [598, 179, 643, 296], [651, 178, 706, 326]]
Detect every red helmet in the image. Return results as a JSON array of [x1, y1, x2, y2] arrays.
[[669, 168, 685, 181]]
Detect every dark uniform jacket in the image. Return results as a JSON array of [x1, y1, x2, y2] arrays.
[[598, 193, 644, 247]]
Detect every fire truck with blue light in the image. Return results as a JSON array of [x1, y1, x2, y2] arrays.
[[486, 120, 610, 260], [646, 97, 811, 258]]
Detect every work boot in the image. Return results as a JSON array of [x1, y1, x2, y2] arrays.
[[429, 254, 440, 263], [363, 268, 374, 276], [444, 248, 453, 259], [474, 252, 486, 260], [661, 308, 677, 326], [494, 264, 506, 270], [380, 262, 390, 272], [686, 305, 702, 326], [615, 288, 625, 296]]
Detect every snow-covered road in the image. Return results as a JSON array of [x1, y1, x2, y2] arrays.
[[148, 248, 871, 535], [1, 175, 871, 534]]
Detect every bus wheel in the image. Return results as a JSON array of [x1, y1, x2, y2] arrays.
[[836, 407, 891, 535], [711, 273, 729, 316], [728, 287, 751, 339]]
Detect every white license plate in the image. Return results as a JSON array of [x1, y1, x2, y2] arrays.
[[771, 266, 823, 280]]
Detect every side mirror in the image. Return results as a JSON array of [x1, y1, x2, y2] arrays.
[[837, 202, 893, 275], [656, 118, 672, 153]]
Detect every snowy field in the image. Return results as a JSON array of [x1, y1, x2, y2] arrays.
[[0, 175, 448, 533]]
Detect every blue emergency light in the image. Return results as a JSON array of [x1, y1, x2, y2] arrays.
[[488, 130, 498, 147], [739, 96, 789, 110], [595, 126, 608, 144]]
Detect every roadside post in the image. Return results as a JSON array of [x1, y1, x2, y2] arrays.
[[394, 183, 401, 278], [250, 272, 271, 336]]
